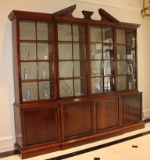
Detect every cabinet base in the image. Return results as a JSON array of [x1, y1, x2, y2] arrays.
[[61, 122, 145, 150], [15, 143, 61, 159], [16, 122, 144, 159]]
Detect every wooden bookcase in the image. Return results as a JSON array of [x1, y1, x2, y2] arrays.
[[8, 5, 144, 159]]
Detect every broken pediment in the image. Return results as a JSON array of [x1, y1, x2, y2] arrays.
[[53, 4, 120, 23]]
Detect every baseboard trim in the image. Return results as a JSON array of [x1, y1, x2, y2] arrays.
[[0, 136, 15, 153], [0, 150, 19, 158]]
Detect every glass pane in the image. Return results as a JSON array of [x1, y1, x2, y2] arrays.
[[22, 82, 38, 101], [103, 46, 114, 59], [117, 61, 126, 75], [74, 61, 87, 77], [103, 27, 113, 43], [58, 24, 72, 41], [91, 61, 103, 76], [104, 60, 114, 76], [92, 77, 103, 94], [126, 29, 136, 46], [59, 61, 73, 78], [73, 43, 86, 60], [73, 25, 85, 42], [20, 43, 36, 60], [74, 79, 87, 96], [126, 61, 135, 74], [39, 81, 51, 99], [91, 43, 102, 59], [117, 76, 127, 91], [59, 80, 73, 97], [21, 62, 37, 80], [127, 75, 136, 90], [58, 43, 72, 60], [117, 45, 126, 60], [116, 29, 125, 44], [104, 77, 115, 92], [37, 22, 50, 40], [37, 43, 51, 60], [127, 46, 136, 60], [19, 21, 36, 40], [90, 26, 102, 42], [38, 62, 50, 79]]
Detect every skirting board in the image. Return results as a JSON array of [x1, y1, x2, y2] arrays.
[[143, 110, 150, 120], [0, 136, 15, 153]]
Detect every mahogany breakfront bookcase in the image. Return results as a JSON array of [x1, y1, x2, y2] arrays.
[[8, 5, 144, 159]]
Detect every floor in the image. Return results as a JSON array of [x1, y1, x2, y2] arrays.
[[1, 122, 150, 160]]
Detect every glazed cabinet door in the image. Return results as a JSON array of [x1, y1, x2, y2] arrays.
[[19, 20, 56, 102], [57, 23, 88, 98], [116, 29, 137, 91], [23, 105, 60, 147], [122, 93, 142, 125], [90, 26, 115, 94]]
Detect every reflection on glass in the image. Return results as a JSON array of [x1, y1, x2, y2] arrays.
[[73, 43, 86, 60], [19, 21, 36, 40], [92, 78, 103, 94], [91, 61, 102, 76], [90, 27, 102, 42], [42, 67, 46, 79], [37, 43, 50, 60], [117, 61, 126, 75], [104, 60, 111, 75], [59, 62, 73, 78], [38, 62, 49, 79], [126, 75, 136, 90], [132, 37, 135, 48], [58, 43, 72, 60], [73, 25, 85, 42], [126, 29, 135, 44], [126, 63, 133, 74], [22, 82, 38, 101], [74, 61, 86, 77], [26, 87, 30, 101], [21, 62, 37, 80], [74, 79, 87, 96], [39, 81, 50, 99], [37, 22, 50, 40], [58, 24, 72, 41], [117, 45, 126, 59], [91, 44, 102, 59], [102, 27, 113, 43], [20, 43, 36, 60], [59, 80, 73, 97], [104, 77, 110, 92], [117, 76, 126, 91], [23, 68, 27, 80], [116, 29, 125, 44]]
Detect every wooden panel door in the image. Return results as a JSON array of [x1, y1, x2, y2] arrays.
[[122, 93, 142, 125], [23, 105, 60, 147], [61, 101, 94, 140], [96, 98, 119, 132]]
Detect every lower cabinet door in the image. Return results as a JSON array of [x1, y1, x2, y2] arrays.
[[61, 101, 94, 141], [96, 98, 119, 132], [23, 105, 60, 147], [122, 93, 142, 125]]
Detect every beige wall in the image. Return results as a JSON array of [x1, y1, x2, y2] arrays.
[[0, 0, 150, 152]]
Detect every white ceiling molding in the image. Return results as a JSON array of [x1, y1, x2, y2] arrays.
[[73, 0, 142, 11]]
